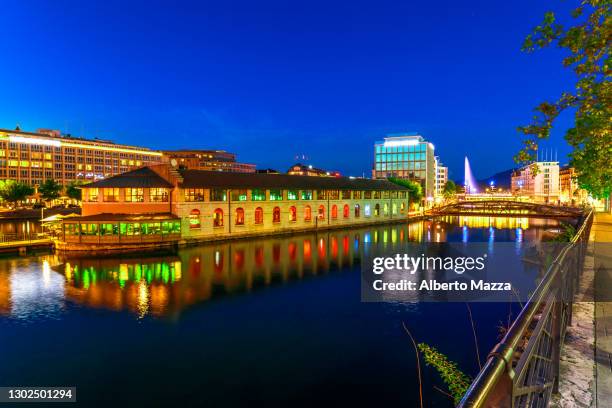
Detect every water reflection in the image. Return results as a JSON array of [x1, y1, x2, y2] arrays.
[[0, 216, 562, 319]]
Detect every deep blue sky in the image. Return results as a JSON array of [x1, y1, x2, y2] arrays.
[[1, 0, 577, 180]]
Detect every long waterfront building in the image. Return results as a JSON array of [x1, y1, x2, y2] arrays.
[[58, 164, 410, 252], [0, 127, 162, 186]]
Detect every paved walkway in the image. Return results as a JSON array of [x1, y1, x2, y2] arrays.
[[592, 212, 612, 408]]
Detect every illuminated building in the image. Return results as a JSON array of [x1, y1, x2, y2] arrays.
[[434, 156, 448, 197], [372, 133, 436, 199], [58, 164, 410, 252], [162, 149, 255, 173], [0, 127, 162, 185], [559, 165, 588, 205], [511, 161, 560, 203], [287, 163, 340, 177]]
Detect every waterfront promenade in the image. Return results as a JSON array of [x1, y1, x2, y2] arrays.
[[555, 212, 612, 408], [593, 213, 612, 407]]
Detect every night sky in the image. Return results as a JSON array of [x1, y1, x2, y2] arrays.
[[1, 0, 577, 181]]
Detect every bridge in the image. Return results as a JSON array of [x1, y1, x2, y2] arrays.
[[426, 200, 584, 218]]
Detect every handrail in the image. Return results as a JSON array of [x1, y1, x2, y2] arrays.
[[458, 209, 593, 408]]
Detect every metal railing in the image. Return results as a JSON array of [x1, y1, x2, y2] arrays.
[[0, 232, 48, 244], [458, 209, 593, 408]]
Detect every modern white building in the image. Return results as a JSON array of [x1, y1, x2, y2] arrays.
[[511, 161, 560, 203], [373, 133, 436, 200]]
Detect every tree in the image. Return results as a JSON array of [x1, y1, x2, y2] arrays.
[[388, 177, 424, 204], [0, 181, 35, 208], [38, 179, 62, 202], [443, 180, 457, 200], [65, 180, 84, 201], [516, 1, 611, 199]]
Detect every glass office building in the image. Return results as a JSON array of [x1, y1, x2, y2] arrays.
[[373, 134, 436, 199]]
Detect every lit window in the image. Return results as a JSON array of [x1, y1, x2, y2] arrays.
[[235, 208, 245, 225], [251, 188, 266, 201], [273, 207, 281, 223], [364, 204, 371, 217], [304, 205, 312, 221], [88, 188, 99, 202], [289, 206, 297, 221], [189, 210, 201, 229], [231, 189, 248, 201], [184, 188, 204, 202], [213, 208, 223, 227], [374, 204, 380, 216], [343, 204, 349, 218], [254, 207, 264, 224], [103, 188, 119, 202], [125, 188, 144, 202], [269, 189, 283, 201], [318, 205, 325, 220], [210, 189, 227, 201], [301, 190, 313, 200], [331, 205, 338, 219], [354, 204, 360, 218], [287, 190, 298, 200]]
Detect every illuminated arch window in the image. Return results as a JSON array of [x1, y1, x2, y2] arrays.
[[400, 202, 406, 213], [189, 209, 201, 229], [331, 205, 338, 219], [383, 203, 389, 216], [289, 206, 297, 222], [392, 203, 397, 215], [213, 208, 224, 227], [374, 204, 380, 216], [343, 204, 350, 218], [254, 207, 264, 224], [318, 205, 325, 220], [354, 204, 360, 218], [364, 204, 371, 217], [235, 207, 245, 225], [273, 207, 281, 223], [304, 205, 312, 221]]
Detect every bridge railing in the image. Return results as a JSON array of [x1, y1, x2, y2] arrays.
[[457, 209, 593, 408]]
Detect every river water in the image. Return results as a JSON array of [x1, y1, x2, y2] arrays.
[[0, 216, 560, 407]]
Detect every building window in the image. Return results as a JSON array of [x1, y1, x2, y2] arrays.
[[125, 188, 144, 202], [364, 204, 371, 217], [103, 188, 119, 202], [287, 190, 298, 200], [87, 188, 99, 202], [189, 209, 201, 229], [289, 206, 297, 222], [235, 208, 245, 225], [272, 207, 281, 223], [149, 188, 169, 202], [210, 189, 227, 201], [318, 205, 325, 220], [354, 204, 360, 218], [251, 188, 265, 201], [301, 190, 313, 200], [331, 205, 338, 219], [304, 205, 312, 221], [329, 190, 339, 200], [213, 208, 224, 227], [343, 204, 350, 218], [269, 189, 283, 201], [374, 204, 380, 216], [231, 189, 248, 201], [341, 190, 351, 199], [254, 207, 264, 224], [316, 190, 327, 200], [185, 188, 205, 202]]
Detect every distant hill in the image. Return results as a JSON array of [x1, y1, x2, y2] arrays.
[[478, 168, 514, 190]]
